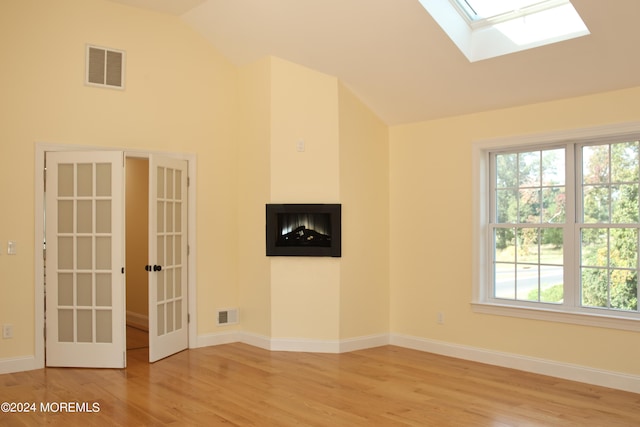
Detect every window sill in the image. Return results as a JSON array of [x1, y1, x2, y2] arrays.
[[471, 301, 640, 332]]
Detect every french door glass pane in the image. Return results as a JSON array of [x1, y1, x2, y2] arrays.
[[77, 237, 92, 269], [96, 310, 112, 343], [157, 306, 165, 336], [58, 274, 73, 306], [77, 310, 92, 342], [96, 200, 111, 233], [96, 273, 112, 306], [77, 164, 93, 197], [58, 237, 73, 269], [58, 309, 74, 342], [58, 164, 74, 196], [58, 201, 73, 233], [77, 200, 92, 233], [96, 163, 111, 196], [96, 237, 111, 270], [77, 273, 92, 306]]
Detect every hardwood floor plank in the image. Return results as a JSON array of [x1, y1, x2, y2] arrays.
[[1, 344, 638, 426]]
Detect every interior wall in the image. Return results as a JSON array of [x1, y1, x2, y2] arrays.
[[125, 157, 149, 327], [389, 86, 640, 376], [338, 83, 390, 339], [269, 57, 341, 341], [237, 57, 272, 337], [0, 0, 238, 363]]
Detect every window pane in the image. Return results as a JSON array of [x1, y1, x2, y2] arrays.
[[516, 228, 539, 264], [542, 187, 565, 223], [494, 228, 515, 262], [581, 268, 608, 308], [610, 228, 637, 268], [540, 228, 563, 265], [611, 141, 639, 183], [517, 264, 537, 301], [581, 228, 607, 267], [583, 145, 609, 184], [611, 184, 638, 223], [540, 266, 564, 303], [519, 189, 540, 223], [542, 148, 565, 185], [495, 263, 515, 299], [583, 186, 610, 223], [496, 153, 517, 188], [519, 151, 540, 187], [610, 270, 638, 311], [496, 189, 517, 223]]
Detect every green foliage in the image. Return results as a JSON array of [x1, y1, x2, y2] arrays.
[[580, 142, 639, 311], [528, 284, 563, 303]]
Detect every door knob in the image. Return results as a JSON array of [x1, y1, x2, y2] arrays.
[[153, 265, 162, 272], [145, 265, 152, 272]]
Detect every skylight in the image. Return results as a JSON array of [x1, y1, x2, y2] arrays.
[[456, 0, 550, 22], [419, 0, 590, 62]]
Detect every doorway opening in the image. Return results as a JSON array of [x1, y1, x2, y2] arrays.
[[125, 157, 150, 354]]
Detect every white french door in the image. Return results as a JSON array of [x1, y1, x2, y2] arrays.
[[45, 151, 125, 368], [148, 155, 188, 362]]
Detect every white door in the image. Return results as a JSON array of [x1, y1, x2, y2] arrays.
[[45, 151, 125, 368], [148, 155, 188, 362]]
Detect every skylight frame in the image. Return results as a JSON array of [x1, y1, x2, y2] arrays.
[[420, 0, 590, 62], [453, 0, 574, 28]]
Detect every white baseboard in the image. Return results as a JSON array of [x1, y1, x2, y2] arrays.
[[194, 330, 241, 348], [243, 332, 388, 353], [339, 333, 389, 353], [193, 331, 388, 353], [0, 355, 42, 375], [126, 311, 149, 331], [390, 333, 640, 394]]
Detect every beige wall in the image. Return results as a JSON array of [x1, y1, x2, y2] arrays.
[[237, 57, 272, 337], [338, 83, 390, 339], [269, 58, 341, 340], [236, 58, 390, 343], [389, 87, 640, 375], [0, 0, 239, 360]]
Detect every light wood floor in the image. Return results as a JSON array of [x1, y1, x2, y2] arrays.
[[1, 341, 639, 426]]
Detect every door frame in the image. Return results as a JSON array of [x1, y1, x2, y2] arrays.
[[34, 143, 198, 368]]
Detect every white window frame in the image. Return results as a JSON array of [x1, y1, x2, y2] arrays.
[[472, 122, 640, 332]]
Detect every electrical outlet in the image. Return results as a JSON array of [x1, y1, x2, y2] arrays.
[[3, 324, 13, 339], [437, 312, 444, 325]]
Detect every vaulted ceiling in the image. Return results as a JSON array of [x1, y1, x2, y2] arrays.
[[108, 0, 640, 125]]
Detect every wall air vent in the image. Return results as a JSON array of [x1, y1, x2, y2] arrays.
[[216, 308, 239, 326], [86, 44, 125, 89]]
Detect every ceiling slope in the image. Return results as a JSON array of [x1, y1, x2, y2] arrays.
[[109, 0, 640, 125]]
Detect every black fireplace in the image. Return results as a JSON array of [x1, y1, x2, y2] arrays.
[[266, 204, 341, 257]]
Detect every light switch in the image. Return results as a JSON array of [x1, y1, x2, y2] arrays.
[[296, 139, 305, 152], [7, 241, 16, 255]]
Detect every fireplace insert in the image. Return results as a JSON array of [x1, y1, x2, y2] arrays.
[[266, 204, 341, 257]]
